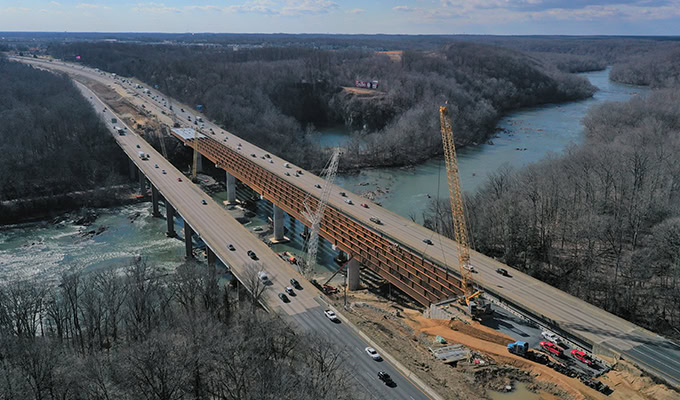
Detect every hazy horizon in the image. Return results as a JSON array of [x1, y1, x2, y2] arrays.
[[1, 1, 680, 35]]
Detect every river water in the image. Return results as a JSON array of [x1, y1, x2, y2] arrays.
[[0, 69, 647, 282], [333, 68, 648, 221]]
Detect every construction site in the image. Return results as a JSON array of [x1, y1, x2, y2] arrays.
[[31, 57, 680, 400]]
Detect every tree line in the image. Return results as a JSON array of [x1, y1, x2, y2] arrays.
[[47, 41, 595, 171], [610, 45, 680, 87], [0, 55, 125, 201], [0, 259, 361, 400], [424, 88, 680, 340]]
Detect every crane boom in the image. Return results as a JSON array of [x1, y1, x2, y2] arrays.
[[301, 149, 341, 277], [439, 105, 474, 299]]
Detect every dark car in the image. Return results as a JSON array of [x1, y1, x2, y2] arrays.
[[201, 200, 208, 205], [285, 287, 295, 296], [377, 371, 393, 384], [423, 239, 433, 245], [314, 184, 322, 189], [496, 268, 509, 276], [290, 278, 301, 290], [278, 293, 289, 303], [247, 250, 258, 260], [228, 244, 235, 251]]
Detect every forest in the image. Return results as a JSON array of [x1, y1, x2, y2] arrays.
[[0, 55, 125, 201], [0, 259, 361, 400], [424, 88, 680, 340], [47, 41, 595, 170]]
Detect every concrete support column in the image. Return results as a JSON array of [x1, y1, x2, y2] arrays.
[[347, 258, 361, 291], [166, 203, 176, 237], [207, 247, 217, 267], [273, 204, 285, 242], [151, 186, 161, 217], [129, 159, 137, 180], [139, 173, 147, 196], [184, 221, 194, 259], [225, 172, 236, 204], [196, 154, 203, 173]]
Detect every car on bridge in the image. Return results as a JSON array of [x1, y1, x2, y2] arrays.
[[247, 250, 258, 260], [423, 239, 433, 245], [370, 217, 382, 225], [177, 177, 182, 182], [201, 200, 208, 205], [377, 371, 393, 386], [365, 347, 382, 361], [278, 293, 289, 303], [345, 199, 353, 205], [290, 278, 302, 290], [228, 244, 235, 251], [324, 309, 339, 322], [496, 268, 510, 276], [285, 287, 295, 296], [315, 184, 322, 189]]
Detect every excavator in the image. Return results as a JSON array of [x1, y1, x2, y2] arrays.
[[440, 104, 492, 319]]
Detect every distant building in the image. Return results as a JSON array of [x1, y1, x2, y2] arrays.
[[355, 80, 379, 89]]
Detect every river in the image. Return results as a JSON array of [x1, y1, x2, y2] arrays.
[[332, 68, 648, 222], [0, 68, 647, 281]]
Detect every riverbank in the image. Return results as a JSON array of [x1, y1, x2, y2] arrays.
[[0, 184, 142, 225]]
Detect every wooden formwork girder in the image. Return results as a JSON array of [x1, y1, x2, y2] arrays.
[[176, 134, 464, 306]]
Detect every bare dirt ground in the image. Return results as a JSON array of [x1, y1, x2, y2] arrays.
[[377, 50, 403, 62], [329, 289, 679, 400], [341, 86, 384, 96]]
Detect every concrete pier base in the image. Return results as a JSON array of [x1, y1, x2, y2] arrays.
[[166, 203, 176, 237], [226, 172, 236, 204], [151, 186, 161, 217], [207, 247, 217, 267], [270, 204, 289, 243], [184, 221, 194, 258], [347, 258, 361, 291], [139, 173, 147, 196], [129, 159, 137, 180]]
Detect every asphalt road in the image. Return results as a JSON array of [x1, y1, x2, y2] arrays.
[[66, 77, 432, 400], [16, 56, 680, 389]]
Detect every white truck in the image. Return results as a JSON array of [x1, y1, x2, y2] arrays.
[[138, 151, 149, 161]]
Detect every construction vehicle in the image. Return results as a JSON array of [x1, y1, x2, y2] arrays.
[[440, 104, 491, 318], [508, 341, 549, 363]]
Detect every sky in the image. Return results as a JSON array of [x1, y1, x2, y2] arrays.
[[1, 0, 680, 35]]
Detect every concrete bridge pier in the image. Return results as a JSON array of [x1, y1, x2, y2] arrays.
[[184, 221, 194, 259], [129, 159, 137, 180], [347, 258, 361, 291], [196, 154, 203, 173], [225, 172, 236, 204], [151, 186, 161, 217], [139, 173, 147, 196], [166, 203, 176, 237], [270, 204, 288, 243], [207, 247, 217, 267]]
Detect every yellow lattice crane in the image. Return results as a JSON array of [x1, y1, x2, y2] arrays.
[[439, 104, 479, 307]]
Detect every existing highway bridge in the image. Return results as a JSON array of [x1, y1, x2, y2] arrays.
[[14, 56, 680, 390]]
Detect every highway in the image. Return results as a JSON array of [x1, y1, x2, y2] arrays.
[[16, 56, 680, 389], [67, 75, 433, 400]]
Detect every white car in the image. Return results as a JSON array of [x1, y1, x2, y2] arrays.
[[365, 347, 382, 361], [541, 331, 563, 345], [324, 309, 338, 322], [464, 264, 477, 273]]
